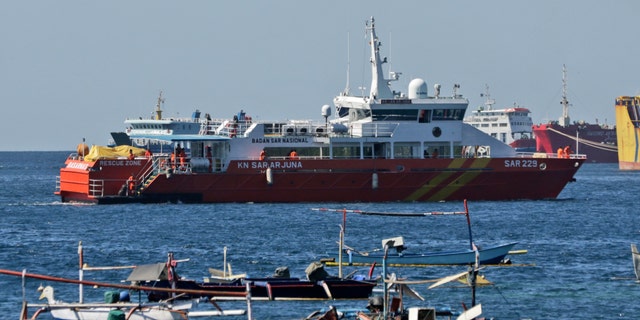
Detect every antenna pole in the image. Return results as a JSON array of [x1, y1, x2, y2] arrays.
[[560, 65, 570, 126]]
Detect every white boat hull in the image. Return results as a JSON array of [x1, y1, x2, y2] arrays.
[[49, 306, 187, 320]]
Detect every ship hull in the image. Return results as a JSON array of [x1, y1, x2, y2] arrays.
[[615, 96, 640, 170], [509, 138, 536, 153], [57, 157, 583, 204], [533, 123, 617, 163]]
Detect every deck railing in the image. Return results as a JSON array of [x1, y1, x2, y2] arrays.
[[88, 179, 104, 197]]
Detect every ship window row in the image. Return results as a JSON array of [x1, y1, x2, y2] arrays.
[[372, 109, 437, 123], [372, 109, 418, 121], [475, 122, 529, 128], [373, 109, 442, 122], [262, 143, 460, 160], [380, 99, 412, 104], [133, 124, 166, 129], [131, 124, 199, 131], [342, 107, 464, 122], [432, 108, 465, 121], [481, 111, 529, 117]]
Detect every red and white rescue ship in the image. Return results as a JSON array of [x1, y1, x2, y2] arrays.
[[56, 17, 585, 204]]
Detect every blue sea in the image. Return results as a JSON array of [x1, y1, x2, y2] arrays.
[[1, 151, 639, 319]]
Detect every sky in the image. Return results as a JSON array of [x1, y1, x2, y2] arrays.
[[2, 0, 640, 151]]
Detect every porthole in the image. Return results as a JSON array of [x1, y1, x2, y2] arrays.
[[432, 127, 442, 137]]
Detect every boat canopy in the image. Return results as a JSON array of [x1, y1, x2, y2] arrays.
[[126, 263, 168, 282], [84, 145, 147, 162]]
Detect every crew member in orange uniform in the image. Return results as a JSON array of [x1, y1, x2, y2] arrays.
[[127, 175, 135, 196], [563, 145, 572, 159]]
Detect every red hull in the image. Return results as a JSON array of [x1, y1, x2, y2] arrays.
[[533, 123, 617, 163], [57, 157, 584, 204], [509, 138, 536, 152]]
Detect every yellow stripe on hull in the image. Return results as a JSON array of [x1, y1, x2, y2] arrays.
[[404, 158, 490, 201]]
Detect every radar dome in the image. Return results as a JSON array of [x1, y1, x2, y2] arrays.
[[408, 78, 428, 99], [321, 104, 331, 117]]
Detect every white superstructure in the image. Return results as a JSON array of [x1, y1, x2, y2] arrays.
[[464, 88, 534, 149]]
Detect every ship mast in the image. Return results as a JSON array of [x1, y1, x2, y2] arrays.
[[155, 90, 165, 120], [559, 65, 571, 126], [482, 84, 495, 111], [367, 17, 394, 100]]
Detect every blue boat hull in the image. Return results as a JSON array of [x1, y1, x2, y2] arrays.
[[326, 242, 518, 266]]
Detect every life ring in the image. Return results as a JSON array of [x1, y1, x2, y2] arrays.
[[477, 146, 487, 154]]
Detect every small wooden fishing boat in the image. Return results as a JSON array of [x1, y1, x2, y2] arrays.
[[7, 242, 250, 320], [8, 268, 247, 320], [146, 262, 377, 301], [325, 237, 517, 266], [36, 285, 189, 320], [307, 240, 490, 320], [315, 200, 521, 267]]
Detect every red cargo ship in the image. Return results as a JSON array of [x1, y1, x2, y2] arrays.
[[55, 17, 584, 204], [533, 65, 617, 163]]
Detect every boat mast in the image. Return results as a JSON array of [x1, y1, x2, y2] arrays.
[[155, 90, 165, 120], [559, 65, 571, 126], [367, 17, 393, 100], [482, 84, 495, 111], [343, 32, 351, 96]]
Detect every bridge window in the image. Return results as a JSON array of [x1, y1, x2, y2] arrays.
[[432, 108, 466, 121], [372, 109, 418, 121], [418, 109, 431, 123]]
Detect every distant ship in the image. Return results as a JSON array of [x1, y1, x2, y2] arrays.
[[532, 65, 617, 163], [464, 86, 536, 152], [109, 91, 205, 152], [614, 96, 640, 170]]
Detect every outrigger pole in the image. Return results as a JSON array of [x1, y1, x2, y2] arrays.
[[1, 268, 247, 298], [311, 208, 468, 217], [461, 199, 474, 250], [338, 208, 346, 279], [313, 200, 474, 247]]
